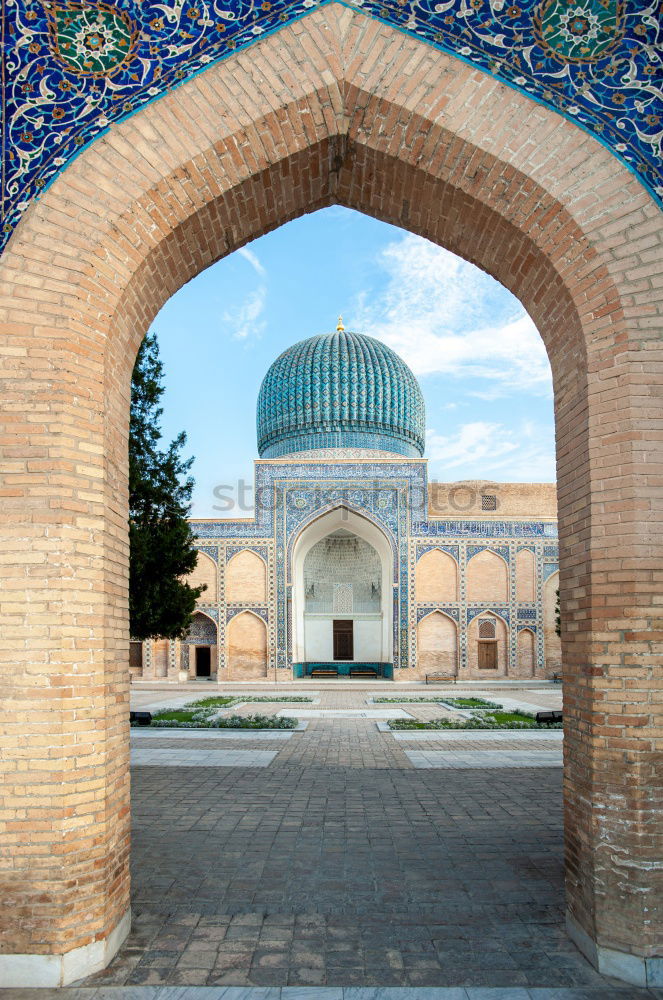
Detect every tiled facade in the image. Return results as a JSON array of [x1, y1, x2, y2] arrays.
[[2, 1, 660, 253], [136, 329, 560, 682], [139, 460, 560, 682]]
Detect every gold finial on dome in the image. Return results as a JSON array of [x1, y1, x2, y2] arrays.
[[336, 315, 345, 332]]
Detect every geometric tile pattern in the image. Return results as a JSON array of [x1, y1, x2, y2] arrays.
[[257, 329, 426, 458], [2, 1, 661, 254], [191, 456, 559, 674]]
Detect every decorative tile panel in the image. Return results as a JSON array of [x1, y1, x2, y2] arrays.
[[1, 1, 660, 254]]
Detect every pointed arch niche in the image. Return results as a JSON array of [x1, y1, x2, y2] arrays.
[[226, 549, 267, 603], [291, 507, 393, 667], [416, 611, 458, 677], [226, 611, 268, 680], [415, 548, 458, 603], [517, 627, 536, 679], [182, 610, 218, 679], [466, 550, 509, 603], [467, 612, 508, 675], [0, 5, 659, 982], [187, 550, 218, 603], [544, 571, 562, 677]]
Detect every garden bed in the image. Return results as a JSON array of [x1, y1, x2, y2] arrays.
[[387, 710, 563, 731]]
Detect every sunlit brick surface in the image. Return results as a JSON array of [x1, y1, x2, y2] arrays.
[[0, 2, 660, 971]]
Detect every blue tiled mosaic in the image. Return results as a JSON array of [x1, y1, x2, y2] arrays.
[[543, 562, 559, 580], [257, 330, 425, 458], [467, 606, 510, 625], [467, 544, 510, 562], [1, 1, 660, 254]]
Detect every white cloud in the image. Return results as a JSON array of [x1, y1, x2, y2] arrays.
[[354, 234, 552, 397], [237, 246, 266, 277], [426, 420, 556, 482], [223, 286, 267, 341]]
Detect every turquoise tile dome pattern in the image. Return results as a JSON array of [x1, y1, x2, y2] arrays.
[[257, 329, 426, 459]]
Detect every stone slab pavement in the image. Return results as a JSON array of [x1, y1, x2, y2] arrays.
[[2, 987, 662, 998], [1, 986, 661, 999], [65, 707, 653, 993]]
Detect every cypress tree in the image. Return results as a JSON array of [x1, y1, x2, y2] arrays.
[[129, 332, 205, 640]]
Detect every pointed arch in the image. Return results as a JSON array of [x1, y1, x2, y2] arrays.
[[466, 550, 509, 602], [226, 610, 268, 680], [517, 627, 536, 678], [416, 610, 458, 678], [186, 550, 218, 603], [0, 4, 659, 977], [468, 611, 508, 675], [415, 548, 458, 603], [291, 505, 394, 665], [226, 549, 267, 603], [515, 548, 536, 603], [543, 570, 562, 676]]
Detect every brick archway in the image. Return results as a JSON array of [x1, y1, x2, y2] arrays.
[[0, 5, 660, 987]]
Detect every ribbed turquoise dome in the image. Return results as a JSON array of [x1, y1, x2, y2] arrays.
[[257, 329, 425, 458]]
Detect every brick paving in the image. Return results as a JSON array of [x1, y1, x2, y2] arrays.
[[76, 684, 649, 992]]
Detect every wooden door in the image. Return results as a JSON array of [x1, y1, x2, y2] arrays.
[[333, 619, 353, 661], [478, 641, 497, 669]]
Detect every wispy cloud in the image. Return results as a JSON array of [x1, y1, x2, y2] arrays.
[[238, 246, 266, 277], [354, 234, 552, 397], [426, 421, 556, 482], [223, 287, 267, 341]]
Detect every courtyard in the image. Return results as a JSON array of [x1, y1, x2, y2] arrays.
[[28, 682, 649, 998]]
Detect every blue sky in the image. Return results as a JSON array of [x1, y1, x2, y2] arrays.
[[150, 206, 555, 518]]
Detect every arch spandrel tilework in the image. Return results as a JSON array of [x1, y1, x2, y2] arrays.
[[1, 0, 660, 251]]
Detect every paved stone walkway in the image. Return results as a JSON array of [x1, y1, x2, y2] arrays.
[[67, 684, 655, 994], [3, 987, 662, 999]]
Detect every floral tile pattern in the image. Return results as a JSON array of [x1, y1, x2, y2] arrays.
[[1, 0, 661, 254]]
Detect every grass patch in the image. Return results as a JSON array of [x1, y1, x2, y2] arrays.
[[182, 696, 235, 709], [443, 697, 501, 709], [374, 696, 452, 703], [212, 714, 297, 730], [150, 709, 203, 723], [389, 712, 562, 731]]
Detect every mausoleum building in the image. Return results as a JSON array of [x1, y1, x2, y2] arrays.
[[133, 323, 560, 683]]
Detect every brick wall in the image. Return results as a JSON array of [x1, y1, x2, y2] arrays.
[[0, 2, 659, 974]]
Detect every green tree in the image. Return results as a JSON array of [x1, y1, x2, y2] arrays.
[[129, 332, 205, 640], [555, 588, 561, 637]]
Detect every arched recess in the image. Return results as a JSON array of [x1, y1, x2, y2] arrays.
[[467, 612, 508, 675], [416, 610, 457, 677], [226, 550, 267, 603], [516, 628, 536, 679], [291, 506, 393, 665], [415, 549, 458, 603], [515, 549, 536, 603], [181, 611, 218, 679], [543, 571, 562, 677], [226, 611, 268, 680], [0, 4, 660, 984], [466, 550, 509, 603], [186, 551, 218, 603]]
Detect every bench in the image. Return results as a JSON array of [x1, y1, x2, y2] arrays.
[[550, 672, 562, 684], [350, 667, 378, 678], [536, 710, 562, 725], [310, 668, 338, 678], [425, 673, 456, 685]]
